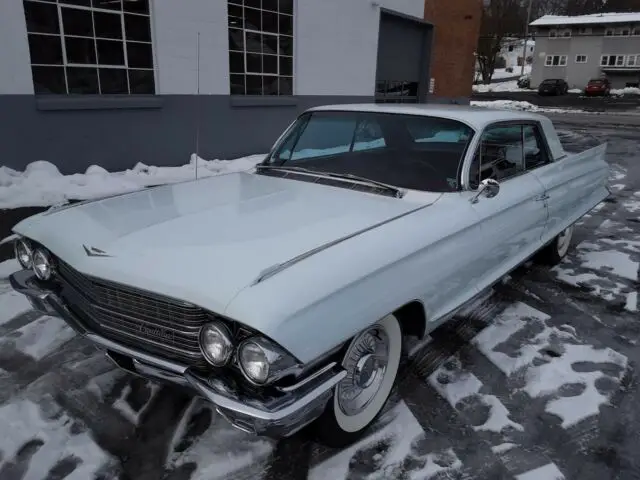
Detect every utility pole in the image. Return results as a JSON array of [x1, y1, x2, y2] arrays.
[[520, 0, 533, 77]]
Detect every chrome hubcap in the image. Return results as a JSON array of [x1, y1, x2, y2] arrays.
[[336, 327, 389, 417]]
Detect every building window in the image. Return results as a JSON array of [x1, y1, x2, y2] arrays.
[[605, 28, 614, 36], [375, 81, 419, 103], [23, 0, 155, 95], [575, 55, 587, 63], [601, 54, 627, 67], [576, 27, 592, 35], [632, 27, 640, 36], [549, 29, 557, 38], [561, 29, 571, 37], [228, 0, 294, 96], [545, 55, 567, 66]]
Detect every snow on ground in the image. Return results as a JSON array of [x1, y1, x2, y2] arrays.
[[0, 291, 32, 325], [515, 463, 565, 480], [0, 397, 116, 479], [611, 87, 640, 96], [491, 65, 532, 80], [473, 302, 628, 429], [0, 153, 266, 209], [471, 100, 589, 114], [0, 259, 19, 279], [429, 358, 523, 434], [166, 399, 275, 480], [8, 316, 76, 360], [473, 81, 530, 94], [307, 401, 463, 480]]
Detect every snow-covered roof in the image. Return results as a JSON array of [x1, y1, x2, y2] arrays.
[[307, 104, 549, 131], [530, 12, 640, 27]]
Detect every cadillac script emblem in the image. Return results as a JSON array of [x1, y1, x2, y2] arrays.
[[139, 324, 175, 341]]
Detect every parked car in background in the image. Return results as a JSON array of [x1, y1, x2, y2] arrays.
[[584, 78, 611, 96], [538, 78, 569, 96], [517, 74, 531, 89], [10, 104, 610, 447]]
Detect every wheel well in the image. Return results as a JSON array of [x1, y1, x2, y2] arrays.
[[393, 301, 427, 339]]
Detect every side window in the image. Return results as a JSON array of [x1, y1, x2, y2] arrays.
[[352, 119, 386, 152], [523, 125, 550, 171], [470, 125, 525, 189]]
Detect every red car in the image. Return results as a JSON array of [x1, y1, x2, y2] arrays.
[[584, 78, 611, 96]]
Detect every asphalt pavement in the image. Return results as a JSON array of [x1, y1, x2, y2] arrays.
[[0, 117, 638, 480]]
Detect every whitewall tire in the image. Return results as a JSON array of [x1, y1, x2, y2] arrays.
[[538, 225, 574, 265], [313, 314, 402, 447]]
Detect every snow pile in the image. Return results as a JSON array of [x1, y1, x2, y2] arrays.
[[491, 65, 532, 80], [568, 88, 583, 94], [611, 87, 640, 96], [473, 80, 530, 93], [0, 153, 266, 209], [471, 100, 587, 114]]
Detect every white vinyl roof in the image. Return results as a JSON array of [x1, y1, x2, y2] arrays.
[[307, 103, 550, 132], [530, 12, 640, 27]]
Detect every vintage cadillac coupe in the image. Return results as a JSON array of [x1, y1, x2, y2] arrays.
[[10, 104, 609, 446]]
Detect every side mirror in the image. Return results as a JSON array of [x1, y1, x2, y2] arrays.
[[470, 178, 500, 204]]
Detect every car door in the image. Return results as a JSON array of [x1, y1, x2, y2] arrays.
[[463, 123, 548, 291], [529, 123, 609, 244]]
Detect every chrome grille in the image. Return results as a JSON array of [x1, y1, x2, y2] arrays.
[[56, 259, 208, 366]]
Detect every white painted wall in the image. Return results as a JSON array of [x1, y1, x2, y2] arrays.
[[152, 0, 229, 94], [0, 0, 34, 94], [295, 0, 425, 96]]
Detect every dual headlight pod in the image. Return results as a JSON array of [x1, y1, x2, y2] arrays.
[[14, 237, 54, 281], [198, 321, 299, 385]]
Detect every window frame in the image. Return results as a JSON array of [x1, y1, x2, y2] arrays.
[[464, 120, 555, 191], [600, 54, 627, 67], [227, 0, 295, 97], [23, 0, 156, 95], [545, 55, 567, 67], [575, 54, 588, 64]]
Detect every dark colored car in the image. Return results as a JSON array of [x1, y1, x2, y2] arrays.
[[584, 78, 611, 96], [538, 79, 569, 96]]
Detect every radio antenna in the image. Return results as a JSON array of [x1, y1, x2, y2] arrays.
[[195, 31, 201, 180]]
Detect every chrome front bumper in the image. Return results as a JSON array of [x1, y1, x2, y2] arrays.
[[9, 270, 346, 438]]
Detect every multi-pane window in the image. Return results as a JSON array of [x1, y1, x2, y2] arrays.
[[545, 55, 567, 66], [23, 0, 155, 95], [375, 81, 419, 103], [575, 54, 588, 63], [600, 54, 626, 67], [228, 0, 294, 96], [549, 28, 570, 38]]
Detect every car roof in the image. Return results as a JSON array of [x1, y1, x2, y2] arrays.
[[306, 103, 549, 131]]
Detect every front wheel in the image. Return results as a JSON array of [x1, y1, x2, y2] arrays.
[[313, 314, 402, 447], [537, 225, 574, 265]]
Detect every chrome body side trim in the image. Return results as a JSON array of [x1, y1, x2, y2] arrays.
[[252, 201, 438, 285]]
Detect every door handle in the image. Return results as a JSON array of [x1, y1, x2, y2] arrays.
[[535, 193, 550, 202]]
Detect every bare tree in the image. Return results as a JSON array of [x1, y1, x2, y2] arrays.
[[476, 0, 524, 83], [599, 0, 640, 11]]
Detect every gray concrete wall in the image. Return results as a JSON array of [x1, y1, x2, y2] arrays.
[[0, 94, 371, 174]]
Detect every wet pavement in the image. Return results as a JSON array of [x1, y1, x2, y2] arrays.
[[0, 118, 638, 480]]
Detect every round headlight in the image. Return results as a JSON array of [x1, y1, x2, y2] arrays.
[[199, 322, 234, 366], [15, 238, 33, 269], [32, 248, 54, 281], [239, 341, 270, 384]]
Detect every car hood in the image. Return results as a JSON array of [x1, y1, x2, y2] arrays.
[[14, 172, 439, 315]]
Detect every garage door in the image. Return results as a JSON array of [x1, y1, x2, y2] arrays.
[[375, 11, 432, 104]]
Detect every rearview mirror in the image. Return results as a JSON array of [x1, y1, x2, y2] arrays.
[[470, 178, 500, 204]]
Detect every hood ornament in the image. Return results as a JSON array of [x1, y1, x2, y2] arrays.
[[83, 245, 112, 257]]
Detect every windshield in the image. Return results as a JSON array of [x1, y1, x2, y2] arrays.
[[541, 79, 558, 85], [263, 111, 475, 192]]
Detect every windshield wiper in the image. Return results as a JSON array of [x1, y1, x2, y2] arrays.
[[255, 165, 406, 198]]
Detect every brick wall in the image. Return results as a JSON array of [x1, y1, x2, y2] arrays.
[[424, 0, 483, 99]]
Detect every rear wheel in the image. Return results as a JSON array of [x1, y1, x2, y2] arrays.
[[313, 314, 402, 448], [537, 225, 574, 265]]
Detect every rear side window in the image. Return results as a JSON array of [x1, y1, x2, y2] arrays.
[[523, 125, 550, 171]]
